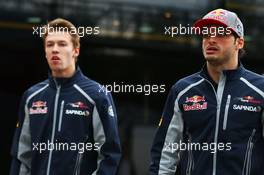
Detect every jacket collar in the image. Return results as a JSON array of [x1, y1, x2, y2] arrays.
[[48, 67, 84, 89], [199, 62, 246, 82]]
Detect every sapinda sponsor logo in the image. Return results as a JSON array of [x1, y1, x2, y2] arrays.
[[65, 109, 90, 116], [233, 105, 261, 112], [66, 101, 90, 116]]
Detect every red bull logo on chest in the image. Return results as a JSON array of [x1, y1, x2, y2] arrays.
[[183, 95, 207, 111], [29, 101, 48, 114]]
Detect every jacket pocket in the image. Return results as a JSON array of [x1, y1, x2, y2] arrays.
[[73, 152, 83, 175], [73, 135, 88, 175], [186, 135, 194, 175], [58, 100, 65, 132], [223, 95, 231, 130], [242, 129, 256, 175]]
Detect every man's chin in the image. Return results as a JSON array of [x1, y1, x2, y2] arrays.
[[205, 56, 221, 66], [205, 55, 221, 61], [49, 64, 62, 69], [50, 67, 63, 73]]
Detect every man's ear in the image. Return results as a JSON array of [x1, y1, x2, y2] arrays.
[[73, 48, 80, 58], [236, 37, 244, 50]]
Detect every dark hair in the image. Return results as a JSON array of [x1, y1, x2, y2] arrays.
[[233, 33, 246, 58], [238, 48, 246, 58]]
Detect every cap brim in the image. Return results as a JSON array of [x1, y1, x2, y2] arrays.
[[193, 18, 232, 35], [193, 18, 228, 29]]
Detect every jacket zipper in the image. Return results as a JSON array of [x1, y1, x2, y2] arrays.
[[242, 129, 256, 175], [223, 95, 231, 130], [46, 82, 61, 175], [186, 134, 194, 175], [58, 100, 65, 132], [200, 73, 226, 175]]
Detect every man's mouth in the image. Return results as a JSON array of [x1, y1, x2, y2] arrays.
[[51, 56, 60, 60], [205, 46, 219, 54]]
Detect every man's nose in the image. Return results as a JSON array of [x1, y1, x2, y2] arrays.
[[52, 44, 59, 53], [207, 35, 217, 43]]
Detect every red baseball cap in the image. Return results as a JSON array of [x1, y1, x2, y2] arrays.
[[193, 9, 244, 37]]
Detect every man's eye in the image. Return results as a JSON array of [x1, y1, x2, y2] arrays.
[[202, 34, 210, 38], [59, 43, 67, 46], [217, 32, 226, 36], [46, 43, 53, 47]]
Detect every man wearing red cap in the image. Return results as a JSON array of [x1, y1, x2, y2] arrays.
[[150, 9, 264, 175]]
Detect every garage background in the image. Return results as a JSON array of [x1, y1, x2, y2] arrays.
[[1, 0, 264, 174]]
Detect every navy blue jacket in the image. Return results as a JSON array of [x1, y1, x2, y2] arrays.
[[150, 64, 264, 175], [10, 68, 121, 175]]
